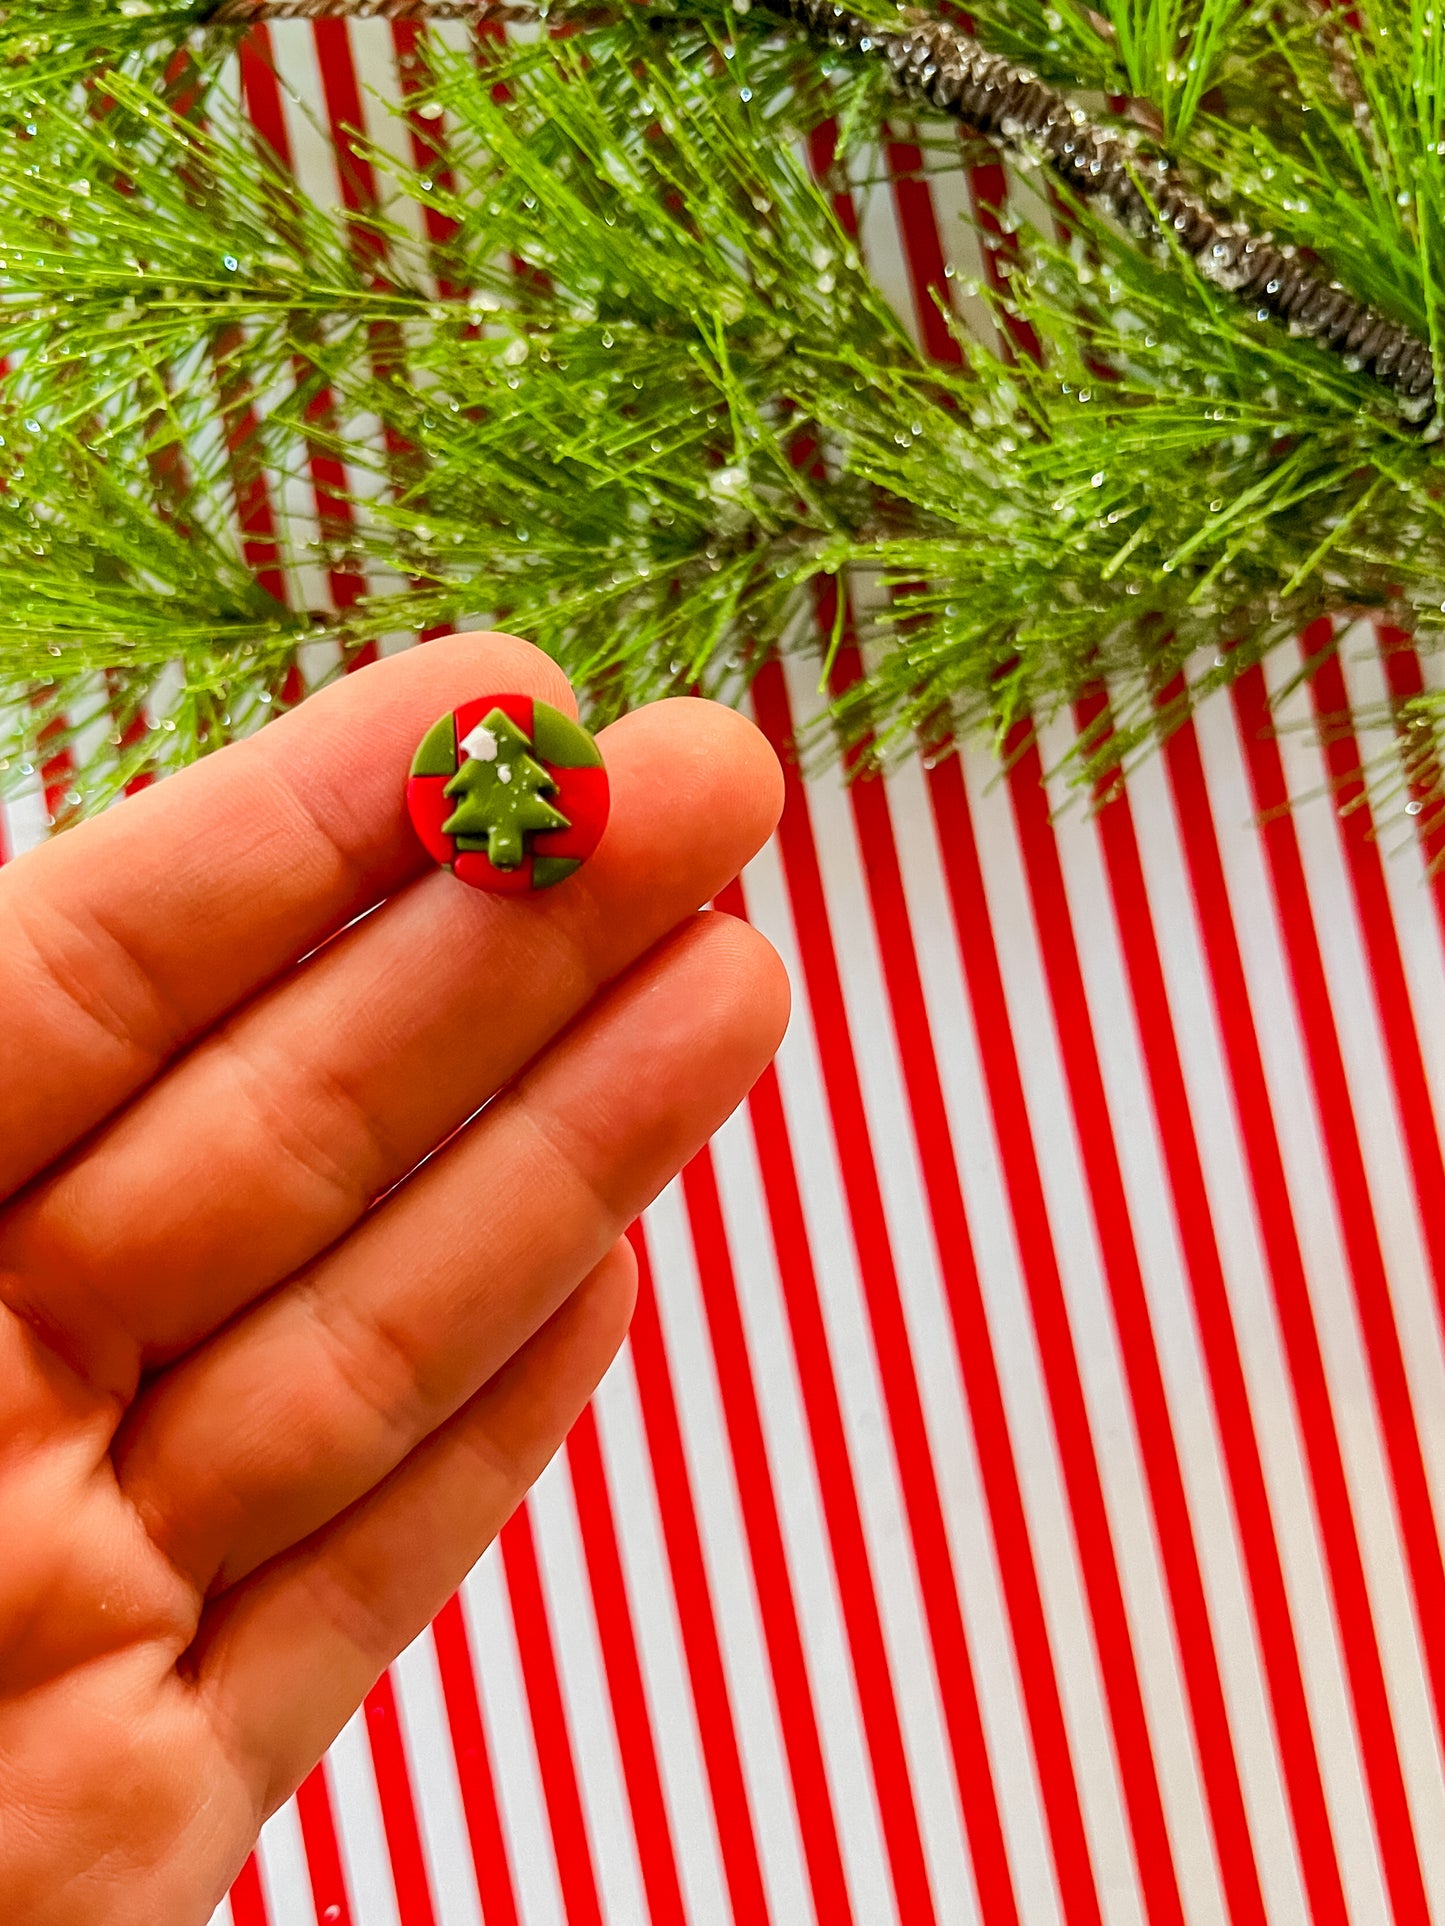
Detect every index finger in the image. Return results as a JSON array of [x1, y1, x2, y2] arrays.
[[0, 632, 574, 1204]]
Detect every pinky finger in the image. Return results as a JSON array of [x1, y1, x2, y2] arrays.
[[191, 1238, 639, 1816]]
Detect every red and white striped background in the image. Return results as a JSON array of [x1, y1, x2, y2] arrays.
[[8, 19, 1445, 1921]]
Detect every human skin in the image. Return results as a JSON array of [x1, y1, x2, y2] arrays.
[[0, 632, 788, 1924]]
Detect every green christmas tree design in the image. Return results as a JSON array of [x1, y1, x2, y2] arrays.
[[442, 709, 571, 868]]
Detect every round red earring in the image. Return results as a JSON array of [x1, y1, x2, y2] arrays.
[[406, 694, 610, 894]]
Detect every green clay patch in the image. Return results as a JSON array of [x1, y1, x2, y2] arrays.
[[410, 710, 458, 777], [531, 699, 603, 769], [532, 855, 582, 889]]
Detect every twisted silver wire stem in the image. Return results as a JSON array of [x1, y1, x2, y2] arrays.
[[209, 0, 490, 20], [762, 0, 1435, 418]]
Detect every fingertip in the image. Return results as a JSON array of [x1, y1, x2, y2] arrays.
[[576, 1236, 640, 1356], [597, 695, 784, 860], [696, 907, 792, 1057], [667, 908, 790, 1079]]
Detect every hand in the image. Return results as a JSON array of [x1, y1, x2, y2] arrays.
[[0, 635, 786, 1925]]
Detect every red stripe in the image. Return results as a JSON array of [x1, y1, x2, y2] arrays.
[[565, 1404, 690, 1926], [1159, 683, 1429, 1922], [148, 38, 292, 721], [1076, 687, 1349, 1925], [747, 663, 1036, 1924], [390, 14, 467, 645], [623, 1223, 774, 1924], [734, 1030, 996, 1922], [498, 1503, 606, 1926], [105, 670, 154, 797], [679, 1147, 859, 1926], [311, 15, 416, 553], [311, 21, 386, 257], [1377, 630, 1445, 899], [205, 47, 290, 644], [1005, 723, 1261, 1923], [431, 1595, 522, 1926], [1228, 660, 1434, 1922], [211, 322, 289, 612], [880, 132, 964, 367], [35, 715, 73, 825], [363, 1671, 440, 1926], [295, 1763, 354, 1926], [390, 22, 465, 290], [239, 32, 371, 647], [963, 157, 1043, 364], [227, 1853, 271, 1926]]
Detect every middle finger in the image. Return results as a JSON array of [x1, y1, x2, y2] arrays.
[[0, 699, 780, 1394]]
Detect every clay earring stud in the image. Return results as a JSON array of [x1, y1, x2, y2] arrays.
[[406, 694, 609, 893]]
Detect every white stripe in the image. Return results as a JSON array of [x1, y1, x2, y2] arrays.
[[643, 1178, 819, 1925], [256, 1795, 320, 1926], [328, 1713, 403, 1926], [850, 148, 928, 352], [459, 1547, 567, 1926], [66, 673, 119, 817], [268, 23, 352, 201], [527, 1448, 652, 1926], [391, 1631, 486, 1926], [591, 1339, 735, 1926], [920, 134, 993, 339], [1, 767, 47, 857]]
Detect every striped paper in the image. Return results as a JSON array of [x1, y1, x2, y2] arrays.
[[7, 17, 1445, 1922]]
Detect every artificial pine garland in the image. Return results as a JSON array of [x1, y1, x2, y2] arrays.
[[4, 0, 1445, 822]]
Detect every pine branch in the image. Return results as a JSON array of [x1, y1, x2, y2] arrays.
[[6, 0, 1445, 829]]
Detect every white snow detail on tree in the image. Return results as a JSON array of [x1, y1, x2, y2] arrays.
[[459, 721, 500, 762]]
